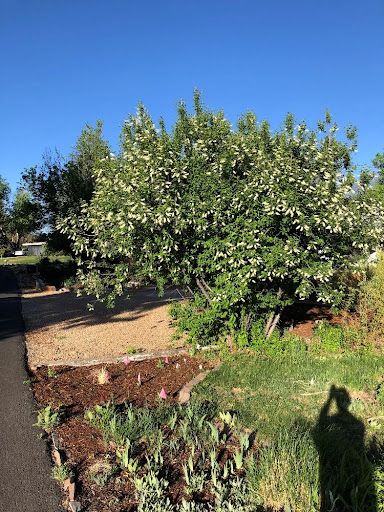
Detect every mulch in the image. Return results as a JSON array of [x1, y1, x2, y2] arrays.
[[30, 355, 216, 511]]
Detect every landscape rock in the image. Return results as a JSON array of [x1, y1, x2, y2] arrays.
[[51, 431, 60, 450], [69, 501, 81, 512], [52, 448, 62, 466], [178, 370, 211, 404], [67, 481, 76, 501], [43, 285, 56, 292]]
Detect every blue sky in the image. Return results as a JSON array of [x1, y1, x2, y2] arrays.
[[1, 0, 383, 191]]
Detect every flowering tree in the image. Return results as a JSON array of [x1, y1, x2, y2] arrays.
[[61, 93, 384, 343]]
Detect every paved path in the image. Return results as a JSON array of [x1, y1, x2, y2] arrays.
[[0, 268, 62, 511]]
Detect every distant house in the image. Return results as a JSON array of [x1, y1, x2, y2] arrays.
[[21, 242, 47, 256]]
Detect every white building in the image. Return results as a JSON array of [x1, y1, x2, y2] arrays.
[[21, 242, 47, 256]]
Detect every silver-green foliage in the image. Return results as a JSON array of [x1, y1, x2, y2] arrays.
[[84, 400, 256, 510], [35, 405, 60, 433]]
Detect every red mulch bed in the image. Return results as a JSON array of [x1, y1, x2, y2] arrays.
[[30, 355, 217, 511], [281, 303, 348, 338]]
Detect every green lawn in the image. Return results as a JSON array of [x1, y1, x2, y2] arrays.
[[0, 255, 72, 266], [196, 351, 384, 441]]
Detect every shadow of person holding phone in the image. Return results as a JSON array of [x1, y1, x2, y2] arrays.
[[312, 385, 377, 511]]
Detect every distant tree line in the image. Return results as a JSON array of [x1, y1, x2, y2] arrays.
[[0, 121, 109, 254]]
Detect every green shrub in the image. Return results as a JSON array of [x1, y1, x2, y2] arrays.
[[313, 321, 345, 352], [37, 256, 76, 288], [87, 460, 118, 486], [250, 321, 307, 355], [52, 464, 73, 482]]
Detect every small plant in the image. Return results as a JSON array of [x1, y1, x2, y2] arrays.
[[97, 367, 111, 385], [239, 432, 250, 453], [52, 464, 72, 482], [376, 382, 384, 404], [314, 321, 344, 352], [116, 439, 139, 473], [157, 359, 165, 369], [35, 405, 60, 433], [47, 366, 57, 378], [233, 449, 244, 470], [219, 411, 236, 428], [126, 346, 138, 355], [88, 460, 118, 486]]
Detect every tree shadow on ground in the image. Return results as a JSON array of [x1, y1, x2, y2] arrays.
[[312, 385, 377, 511], [20, 286, 182, 331]]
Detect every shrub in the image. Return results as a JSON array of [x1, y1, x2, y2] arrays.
[[313, 321, 345, 352], [61, 93, 384, 344], [250, 321, 307, 355], [34, 405, 60, 433], [87, 460, 118, 486], [37, 256, 76, 288], [52, 464, 72, 482]]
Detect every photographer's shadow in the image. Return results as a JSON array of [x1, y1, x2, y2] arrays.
[[312, 385, 377, 511]]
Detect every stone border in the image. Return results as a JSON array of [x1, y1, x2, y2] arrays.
[[50, 431, 81, 511], [30, 345, 220, 370], [178, 362, 222, 404]]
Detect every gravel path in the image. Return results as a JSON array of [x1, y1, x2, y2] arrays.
[[22, 286, 184, 368], [0, 267, 62, 511]]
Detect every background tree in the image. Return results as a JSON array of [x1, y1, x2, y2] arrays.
[[22, 120, 110, 251], [61, 94, 384, 343], [373, 150, 384, 177], [6, 189, 42, 250], [0, 175, 10, 250]]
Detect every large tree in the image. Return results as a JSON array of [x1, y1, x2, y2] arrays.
[[0, 175, 10, 249], [7, 189, 42, 249], [22, 121, 110, 251], [61, 94, 384, 342]]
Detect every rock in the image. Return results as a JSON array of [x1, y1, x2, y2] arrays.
[[35, 278, 45, 290], [67, 481, 76, 501], [52, 448, 62, 466], [179, 371, 211, 404], [43, 285, 56, 292], [69, 501, 81, 512], [51, 432, 60, 450]]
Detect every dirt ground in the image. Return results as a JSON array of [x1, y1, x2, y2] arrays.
[[22, 287, 184, 368]]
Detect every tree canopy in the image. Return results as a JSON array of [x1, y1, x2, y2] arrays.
[[22, 121, 110, 251], [0, 177, 41, 252], [61, 93, 384, 342]]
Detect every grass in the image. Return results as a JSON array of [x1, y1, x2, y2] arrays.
[[195, 351, 384, 510], [196, 352, 384, 441], [0, 254, 72, 265]]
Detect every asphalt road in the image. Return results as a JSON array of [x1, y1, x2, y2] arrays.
[[0, 268, 62, 511]]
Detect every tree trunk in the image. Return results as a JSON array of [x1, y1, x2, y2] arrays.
[[196, 278, 211, 303], [264, 287, 283, 338], [266, 310, 282, 338]]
